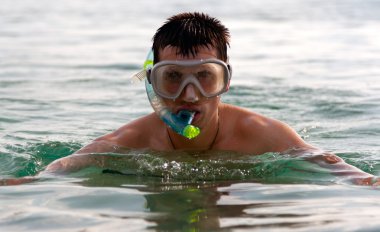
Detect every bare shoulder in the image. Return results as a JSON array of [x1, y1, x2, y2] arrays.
[[95, 113, 165, 149], [219, 103, 312, 153], [220, 103, 278, 129], [63, 113, 163, 156], [45, 114, 165, 173]]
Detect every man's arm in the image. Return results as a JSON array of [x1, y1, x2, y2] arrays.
[[44, 115, 155, 174], [44, 137, 121, 174], [283, 143, 379, 186], [263, 117, 379, 186], [301, 150, 379, 186], [1, 138, 128, 185]]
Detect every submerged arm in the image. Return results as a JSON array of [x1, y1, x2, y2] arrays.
[[289, 148, 379, 186], [44, 139, 122, 174], [309, 152, 379, 186], [261, 117, 379, 186], [2, 140, 128, 186]]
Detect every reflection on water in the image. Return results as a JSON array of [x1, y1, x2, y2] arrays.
[[78, 173, 380, 231], [1, 144, 379, 230], [2, 172, 377, 231], [0, 148, 380, 231]]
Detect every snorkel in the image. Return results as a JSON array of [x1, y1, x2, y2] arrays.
[[132, 50, 200, 139]]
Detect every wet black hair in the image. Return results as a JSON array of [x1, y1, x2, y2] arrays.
[[152, 12, 230, 63]]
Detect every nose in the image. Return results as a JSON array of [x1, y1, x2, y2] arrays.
[[182, 84, 199, 103]]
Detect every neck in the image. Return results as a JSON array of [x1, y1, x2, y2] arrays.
[[167, 116, 219, 151]]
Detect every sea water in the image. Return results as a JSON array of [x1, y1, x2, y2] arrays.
[[1, 0, 380, 231]]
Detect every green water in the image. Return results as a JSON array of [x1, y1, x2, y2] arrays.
[[1, 153, 379, 231], [1, 141, 378, 184]]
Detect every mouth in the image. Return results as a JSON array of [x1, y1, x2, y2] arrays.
[[192, 111, 201, 122]]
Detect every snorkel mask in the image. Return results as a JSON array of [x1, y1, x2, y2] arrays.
[[147, 59, 231, 100], [131, 50, 201, 139]]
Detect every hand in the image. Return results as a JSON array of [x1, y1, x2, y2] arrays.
[[354, 176, 380, 186], [1, 177, 36, 186]]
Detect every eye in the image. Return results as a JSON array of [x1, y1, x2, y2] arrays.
[[164, 71, 182, 82], [196, 70, 214, 81]]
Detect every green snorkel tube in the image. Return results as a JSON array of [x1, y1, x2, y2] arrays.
[[132, 50, 200, 139]]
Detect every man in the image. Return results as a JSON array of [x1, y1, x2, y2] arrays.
[[44, 12, 378, 185], [54, 12, 308, 154]]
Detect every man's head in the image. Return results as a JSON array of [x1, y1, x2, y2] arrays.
[[147, 13, 231, 130], [152, 12, 230, 63]]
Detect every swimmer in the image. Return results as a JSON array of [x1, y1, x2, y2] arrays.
[[42, 12, 378, 185]]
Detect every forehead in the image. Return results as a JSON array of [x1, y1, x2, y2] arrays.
[[159, 46, 218, 61]]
